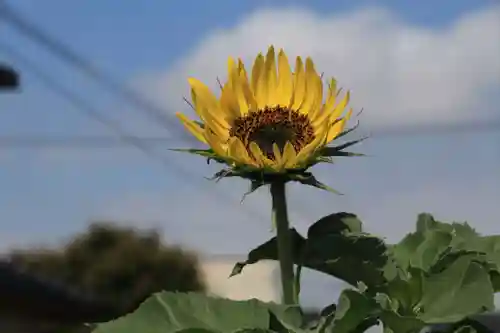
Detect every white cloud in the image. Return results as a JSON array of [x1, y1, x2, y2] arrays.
[[4, 3, 500, 316], [145, 5, 500, 129]]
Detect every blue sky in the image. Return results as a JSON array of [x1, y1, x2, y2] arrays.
[[1, 0, 500, 309]]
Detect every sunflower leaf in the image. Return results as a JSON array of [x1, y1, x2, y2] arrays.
[[295, 174, 343, 195], [317, 156, 335, 163], [322, 150, 365, 157], [322, 137, 367, 155], [207, 156, 228, 165], [171, 148, 219, 158], [207, 169, 237, 182]]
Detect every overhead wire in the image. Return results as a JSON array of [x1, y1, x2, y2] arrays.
[[0, 120, 499, 148], [0, 41, 271, 225], [4, 2, 498, 225], [0, 1, 190, 141], [0, 2, 313, 225]]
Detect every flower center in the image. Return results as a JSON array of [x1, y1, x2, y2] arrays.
[[229, 106, 316, 160]]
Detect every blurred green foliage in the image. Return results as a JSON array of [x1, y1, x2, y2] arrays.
[[8, 222, 206, 313]]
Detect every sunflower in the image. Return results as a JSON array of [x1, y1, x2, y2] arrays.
[[174, 46, 364, 190]]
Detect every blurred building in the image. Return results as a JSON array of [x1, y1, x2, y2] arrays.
[[199, 255, 280, 302]]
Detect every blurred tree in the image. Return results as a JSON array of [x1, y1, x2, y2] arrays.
[[8, 222, 206, 313]]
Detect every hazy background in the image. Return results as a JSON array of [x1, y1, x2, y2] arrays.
[[1, 0, 499, 310]]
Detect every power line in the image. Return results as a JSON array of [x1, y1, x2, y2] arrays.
[[0, 136, 185, 148], [0, 42, 269, 225], [0, 2, 190, 141], [0, 121, 497, 148], [0, 119, 499, 148], [1, 117, 498, 148], [0, 42, 179, 161], [0, 3, 311, 228], [2, 2, 499, 146]]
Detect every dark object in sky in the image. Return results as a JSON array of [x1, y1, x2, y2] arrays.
[[0, 64, 19, 89]]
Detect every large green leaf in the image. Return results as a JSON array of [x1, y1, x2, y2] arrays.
[[418, 257, 494, 324], [233, 328, 277, 333], [390, 214, 490, 274], [453, 327, 481, 333], [230, 229, 306, 277], [92, 292, 302, 333], [466, 236, 500, 267], [372, 293, 425, 333], [415, 214, 478, 240], [390, 232, 424, 271], [303, 233, 388, 287], [445, 318, 497, 333], [378, 310, 425, 333], [306, 212, 362, 238], [384, 268, 424, 315], [410, 230, 452, 271], [379, 214, 498, 332], [322, 289, 379, 333], [232, 213, 389, 288]]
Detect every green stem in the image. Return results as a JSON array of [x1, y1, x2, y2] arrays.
[[293, 264, 302, 304], [270, 181, 295, 305]]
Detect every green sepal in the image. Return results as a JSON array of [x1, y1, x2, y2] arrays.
[[193, 120, 205, 128], [170, 148, 228, 165], [336, 119, 361, 140], [316, 156, 334, 164], [320, 137, 368, 157], [289, 172, 344, 195], [207, 166, 344, 200]]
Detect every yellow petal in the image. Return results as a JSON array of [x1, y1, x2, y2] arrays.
[[277, 49, 293, 107], [227, 57, 236, 79], [228, 137, 255, 166], [205, 128, 228, 158], [330, 90, 350, 121], [300, 58, 321, 115], [306, 91, 323, 122], [249, 142, 275, 168], [326, 119, 345, 143], [290, 57, 305, 110], [238, 59, 249, 82], [327, 108, 353, 143], [322, 78, 338, 115], [188, 78, 231, 140], [272, 143, 284, 169], [251, 53, 267, 109], [202, 109, 230, 141], [188, 78, 230, 129], [281, 142, 298, 169], [231, 67, 250, 115], [295, 125, 328, 164], [188, 78, 219, 111], [226, 58, 257, 116], [312, 106, 333, 129], [239, 72, 258, 113], [175, 112, 208, 144], [265, 46, 278, 106], [220, 81, 241, 120], [220, 58, 240, 120]]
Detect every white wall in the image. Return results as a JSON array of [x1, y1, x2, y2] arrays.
[[200, 256, 280, 302]]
